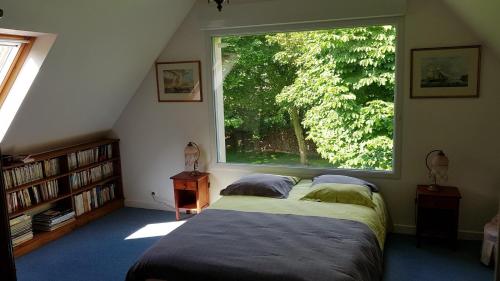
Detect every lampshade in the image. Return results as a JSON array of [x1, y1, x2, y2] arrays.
[[425, 150, 449, 191], [184, 142, 200, 175]]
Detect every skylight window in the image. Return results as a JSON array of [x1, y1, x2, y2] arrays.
[[0, 43, 21, 86], [0, 35, 33, 108]]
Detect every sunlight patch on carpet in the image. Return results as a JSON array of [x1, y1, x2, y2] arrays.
[[125, 221, 186, 240]]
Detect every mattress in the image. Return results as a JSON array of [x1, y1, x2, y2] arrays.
[[212, 179, 388, 248], [129, 179, 388, 281]]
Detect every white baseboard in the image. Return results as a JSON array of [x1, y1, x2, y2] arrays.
[[393, 224, 483, 240], [459, 230, 484, 241], [124, 199, 176, 212], [392, 224, 416, 235]]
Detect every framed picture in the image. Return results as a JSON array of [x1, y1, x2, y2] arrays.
[[155, 61, 202, 102], [410, 45, 481, 98]]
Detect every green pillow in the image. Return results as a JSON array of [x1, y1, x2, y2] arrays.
[[301, 183, 375, 208]]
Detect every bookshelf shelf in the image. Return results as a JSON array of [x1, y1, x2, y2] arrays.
[[13, 199, 123, 257], [68, 157, 120, 174], [2, 140, 119, 170], [8, 193, 73, 218], [13, 216, 75, 254], [5, 158, 121, 194], [1, 139, 124, 257], [5, 173, 67, 193], [75, 198, 122, 218], [71, 175, 120, 195], [2, 161, 41, 171]]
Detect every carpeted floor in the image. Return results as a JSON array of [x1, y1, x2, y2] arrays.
[[16, 207, 494, 281]]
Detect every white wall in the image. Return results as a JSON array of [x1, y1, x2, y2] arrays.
[[199, 0, 406, 29], [443, 0, 500, 59], [113, 0, 500, 237], [0, 0, 195, 152], [0, 30, 56, 143]]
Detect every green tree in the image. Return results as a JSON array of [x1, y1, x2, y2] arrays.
[[267, 26, 396, 170], [221, 35, 297, 152]]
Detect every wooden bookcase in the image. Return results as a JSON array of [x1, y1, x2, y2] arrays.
[[1, 139, 124, 257]]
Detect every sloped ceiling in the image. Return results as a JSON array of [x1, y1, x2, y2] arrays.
[[443, 0, 500, 59], [2, 0, 498, 153], [0, 0, 195, 152]]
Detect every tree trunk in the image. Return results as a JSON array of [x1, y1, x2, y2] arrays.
[[289, 106, 308, 165]]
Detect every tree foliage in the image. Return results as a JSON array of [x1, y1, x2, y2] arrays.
[[222, 35, 296, 148], [221, 26, 396, 170]]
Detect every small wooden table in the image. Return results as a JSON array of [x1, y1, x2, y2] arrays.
[[171, 172, 210, 221], [415, 185, 461, 248]]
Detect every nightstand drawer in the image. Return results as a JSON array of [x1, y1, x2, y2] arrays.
[[418, 196, 459, 209], [174, 180, 197, 190]]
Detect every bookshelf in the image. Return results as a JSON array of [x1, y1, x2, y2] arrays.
[[1, 139, 124, 257]]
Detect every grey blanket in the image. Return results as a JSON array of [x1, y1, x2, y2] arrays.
[[126, 209, 382, 281]]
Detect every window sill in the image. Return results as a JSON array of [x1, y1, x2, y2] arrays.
[[207, 162, 400, 180]]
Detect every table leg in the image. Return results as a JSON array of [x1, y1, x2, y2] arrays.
[[174, 189, 180, 221]]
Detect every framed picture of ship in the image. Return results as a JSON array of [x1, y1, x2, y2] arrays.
[[411, 45, 481, 98], [155, 61, 202, 102]]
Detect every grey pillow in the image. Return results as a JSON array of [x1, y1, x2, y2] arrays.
[[220, 174, 299, 199], [312, 175, 378, 192]]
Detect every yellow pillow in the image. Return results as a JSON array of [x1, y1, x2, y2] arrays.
[[301, 183, 375, 208]]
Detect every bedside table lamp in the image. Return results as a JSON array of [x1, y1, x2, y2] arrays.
[[184, 142, 200, 176], [425, 150, 449, 191]]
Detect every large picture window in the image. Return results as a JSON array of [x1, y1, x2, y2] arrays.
[[213, 24, 397, 171]]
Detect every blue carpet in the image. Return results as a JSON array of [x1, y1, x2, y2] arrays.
[[16, 207, 493, 281], [384, 233, 493, 281]]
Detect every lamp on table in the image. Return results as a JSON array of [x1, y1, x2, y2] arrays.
[[425, 149, 449, 191]]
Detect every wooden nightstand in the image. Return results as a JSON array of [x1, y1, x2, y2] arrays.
[[415, 185, 461, 248], [170, 172, 210, 221]]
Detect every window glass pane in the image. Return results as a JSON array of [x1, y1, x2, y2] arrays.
[[214, 25, 396, 171], [0, 44, 21, 87]]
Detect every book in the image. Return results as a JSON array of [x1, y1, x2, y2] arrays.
[[33, 212, 75, 226], [33, 218, 75, 232], [9, 214, 30, 226], [73, 183, 116, 216], [33, 208, 74, 222], [12, 232, 34, 246], [33, 208, 76, 232], [9, 214, 33, 246], [2, 162, 43, 189], [43, 158, 60, 177]]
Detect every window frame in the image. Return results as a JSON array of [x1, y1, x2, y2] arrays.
[[0, 34, 35, 108], [206, 17, 404, 179]]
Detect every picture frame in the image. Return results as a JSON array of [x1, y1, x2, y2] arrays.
[[410, 45, 481, 98], [155, 61, 202, 102]]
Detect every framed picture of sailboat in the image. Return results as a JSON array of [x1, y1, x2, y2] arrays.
[[155, 61, 202, 102], [410, 45, 481, 98]]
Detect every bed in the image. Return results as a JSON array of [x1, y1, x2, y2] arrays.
[[126, 179, 388, 281]]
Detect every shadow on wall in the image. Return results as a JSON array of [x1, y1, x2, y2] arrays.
[[1, 130, 112, 155]]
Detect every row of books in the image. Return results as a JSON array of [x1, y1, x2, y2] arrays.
[[6, 180, 60, 214], [43, 158, 60, 177], [67, 144, 113, 170], [74, 184, 116, 216], [3, 162, 44, 190], [10, 214, 33, 247], [33, 208, 76, 232], [69, 162, 114, 190]]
